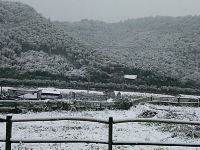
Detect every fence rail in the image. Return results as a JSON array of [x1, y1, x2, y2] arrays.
[[0, 118, 5, 122], [113, 118, 200, 125], [10, 139, 108, 144], [113, 141, 200, 147], [11, 117, 108, 124], [1, 116, 200, 150]]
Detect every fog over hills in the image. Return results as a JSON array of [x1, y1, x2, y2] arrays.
[[1, 0, 200, 93]]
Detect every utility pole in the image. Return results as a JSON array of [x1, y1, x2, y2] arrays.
[[1, 44, 3, 96], [87, 75, 90, 95], [196, 49, 200, 72], [0, 81, 2, 96]]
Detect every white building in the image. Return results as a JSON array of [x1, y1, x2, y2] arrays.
[[18, 88, 62, 100]]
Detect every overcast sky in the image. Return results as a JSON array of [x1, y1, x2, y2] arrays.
[[7, 0, 200, 22]]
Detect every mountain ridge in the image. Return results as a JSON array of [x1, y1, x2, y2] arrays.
[[1, 0, 200, 93], [0, 0, 99, 80], [56, 16, 200, 83]]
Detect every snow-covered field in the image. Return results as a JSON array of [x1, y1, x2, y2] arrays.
[[4, 86, 200, 99], [3, 87, 175, 98], [1, 104, 200, 150]]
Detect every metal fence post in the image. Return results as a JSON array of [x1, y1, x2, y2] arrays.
[[150, 96, 153, 101], [6, 116, 12, 150], [108, 117, 113, 150]]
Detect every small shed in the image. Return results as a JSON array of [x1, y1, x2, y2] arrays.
[[19, 93, 38, 100]]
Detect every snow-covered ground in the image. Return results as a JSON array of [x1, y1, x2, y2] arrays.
[[1, 104, 200, 150]]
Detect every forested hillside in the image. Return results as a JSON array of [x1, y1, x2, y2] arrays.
[[57, 17, 200, 87], [1, 0, 200, 94], [0, 0, 101, 81]]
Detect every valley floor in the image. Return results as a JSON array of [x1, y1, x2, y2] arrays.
[[0, 104, 200, 150]]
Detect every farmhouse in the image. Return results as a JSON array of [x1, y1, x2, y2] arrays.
[[8, 88, 40, 100], [8, 88, 62, 100], [39, 88, 62, 100]]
